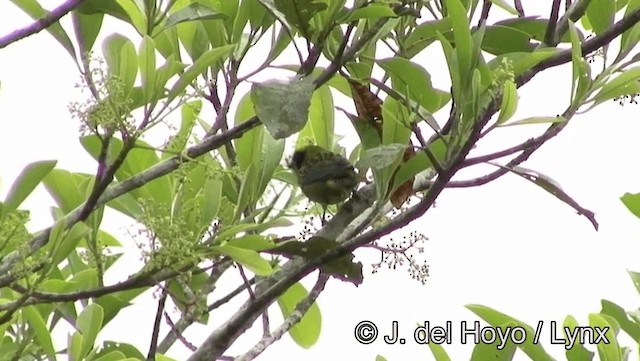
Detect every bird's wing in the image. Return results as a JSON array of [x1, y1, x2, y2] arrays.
[[300, 161, 355, 186]]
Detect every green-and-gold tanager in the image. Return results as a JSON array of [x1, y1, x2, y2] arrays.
[[288, 145, 359, 219]]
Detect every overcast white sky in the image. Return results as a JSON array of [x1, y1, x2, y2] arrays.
[[2, 1, 640, 361]]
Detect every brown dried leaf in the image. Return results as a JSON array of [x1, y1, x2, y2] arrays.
[[348, 78, 416, 208], [348, 79, 383, 130], [390, 142, 416, 208]]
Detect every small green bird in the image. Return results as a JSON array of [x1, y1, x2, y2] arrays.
[[288, 144, 359, 222]]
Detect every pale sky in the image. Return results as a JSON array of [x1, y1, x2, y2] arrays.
[[2, 2, 640, 361]]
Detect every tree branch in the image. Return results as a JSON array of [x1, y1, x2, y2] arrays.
[[0, 0, 85, 49], [147, 286, 168, 361], [185, 9, 640, 360], [235, 273, 329, 361], [544, 0, 561, 46], [554, 0, 593, 45], [447, 123, 567, 188]]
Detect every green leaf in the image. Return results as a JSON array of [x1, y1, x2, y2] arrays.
[[230, 88, 284, 206], [488, 49, 559, 77], [621, 192, 640, 219], [271, 237, 363, 285], [592, 67, 640, 107], [296, 84, 335, 150], [50, 221, 90, 269], [271, 0, 328, 39], [563, 315, 595, 361], [138, 35, 157, 103], [276, 281, 322, 348], [155, 55, 186, 100], [78, 0, 146, 34], [43, 170, 91, 213], [469, 325, 517, 361], [162, 2, 227, 31], [265, 25, 293, 62], [226, 235, 276, 251], [234, 92, 263, 172], [201, 175, 223, 232], [251, 76, 315, 139], [377, 57, 451, 113], [166, 44, 235, 104], [390, 138, 445, 195], [275, 64, 351, 95], [69, 332, 84, 361], [3, 160, 56, 212], [173, 3, 211, 63], [163, 100, 200, 160], [496, 80, 518, 125], [428, 342, 452, 361], [214, 245, 273, 275], [436, 31, 461, 104], [77, 304, 104, 359], [95, 288, 145, 326], [72, 10, 103, 53], [103, 34, 138, 96], [80, 136, 174, 211], [342, 4, 397, 22], [467, 305, 555, 360], [586, 0, 616, 36], [371, 99, 412, 199], [488, 0, 518, 15], [258, 0, 294, 35], [9, 0, 76, 60], [91, 341, 144, 360], [216, 218, 292, 240], [257, 131, 285, 198], [23, 306, 56, 360], [69, 268, 100, 291], [600, 299, 640, 341], [234, 162, 258, 220], [356, 144, 407, 170], [589, 313, 620, 361], [230, 0, 252, 43], [492, 16, 570, 43], [443, 0, 473, 87], [404, 19, 452, 58], [628, 270, 640, 295], [567, 21, 591, 104], [616, 0, 640, 61], [498, 115, 566, 127], [153, 24, 181, 58], [482, 25, 535, 55], [93, 351, 127, 361]]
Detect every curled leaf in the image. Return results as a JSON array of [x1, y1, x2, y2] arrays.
[[251, 76, 315, 139], [490, 162, 598, 230], [356, 144, 407, 170]]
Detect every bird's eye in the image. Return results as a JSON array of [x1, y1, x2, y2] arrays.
[[290, 151, 305, 169]]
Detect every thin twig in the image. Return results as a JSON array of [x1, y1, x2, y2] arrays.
[[544, 0, 562, 46], [234, 273, 329, 361], [477, 1, 492, 28], [554, 0, 593, 44], [0, 0, 85, 49], [514, 0, 524, 16], [163, 310, 197, 351], [147, 286, 168, 361], [413, 125, 444, 174]]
